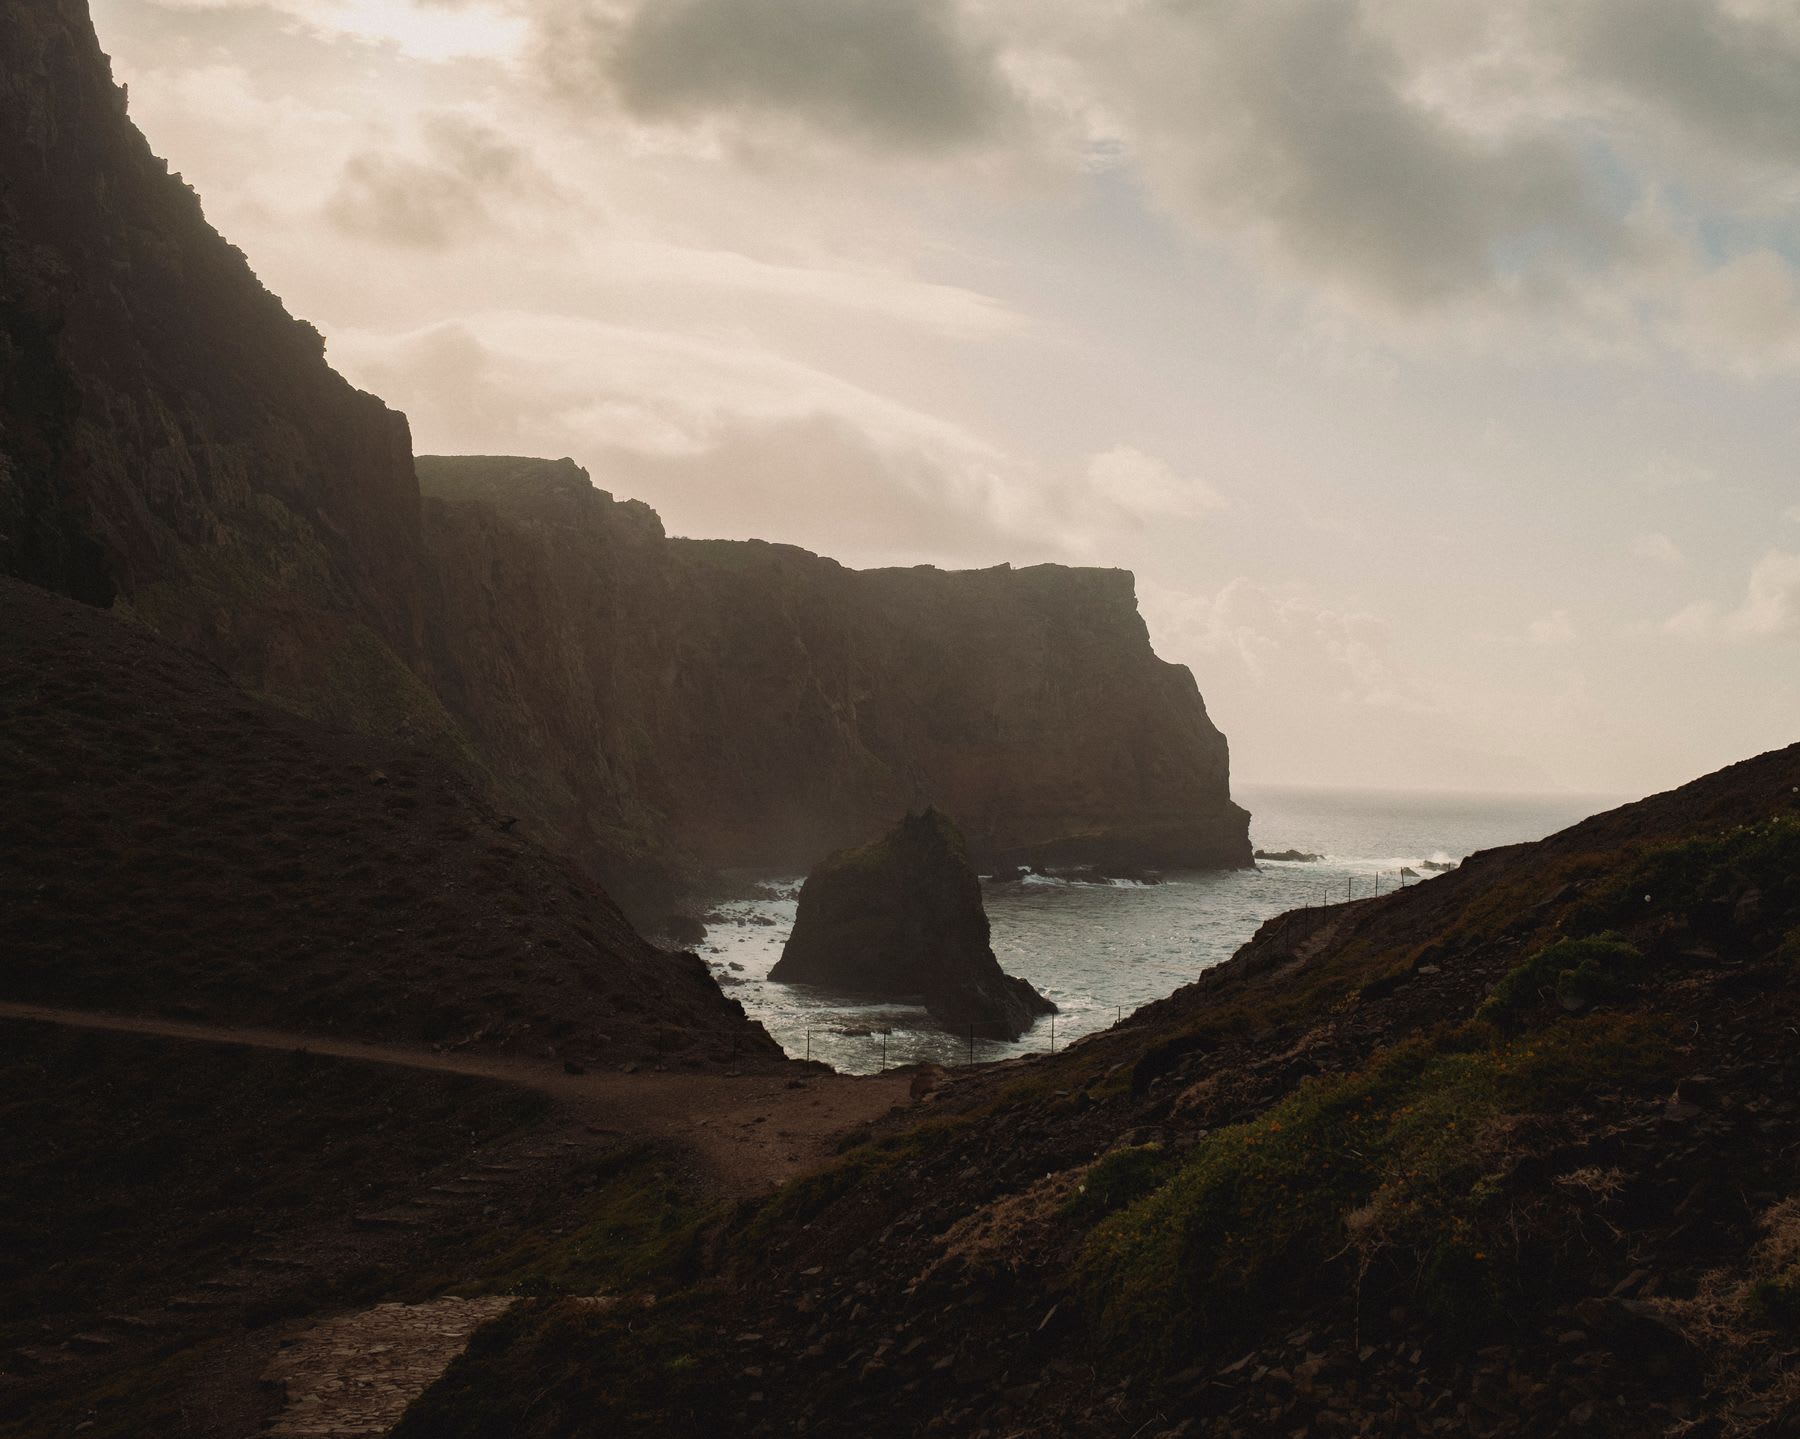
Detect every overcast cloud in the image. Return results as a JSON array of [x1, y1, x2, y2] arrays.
[[91, 0, 1800, 795]]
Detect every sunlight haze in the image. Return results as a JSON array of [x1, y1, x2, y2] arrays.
[[91, 0, 1800, 797]]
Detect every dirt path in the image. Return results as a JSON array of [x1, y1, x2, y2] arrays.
[[263, 1297, 520, 1437], [0, 1001, 912, 1200], [2, 1003, 922, 1436]]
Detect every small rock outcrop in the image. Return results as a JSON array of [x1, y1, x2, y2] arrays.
[[769, 811, 1056, 1040]]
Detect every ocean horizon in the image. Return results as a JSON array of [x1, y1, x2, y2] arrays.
[[704, 782, 1623, 1074]]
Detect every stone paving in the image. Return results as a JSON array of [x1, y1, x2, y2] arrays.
[[263, 1296, 517, 1436]]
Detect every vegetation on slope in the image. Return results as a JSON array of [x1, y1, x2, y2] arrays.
[[0, 1020, 547, 1438], [398, 743, 1800, 1438]]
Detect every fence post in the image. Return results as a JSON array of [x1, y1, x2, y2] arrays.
[[805, 1029, 811, 1063], [967, 1023, 974, 1065], [881, 1028, 888, 1069], [1049, 1013, 1056, 1055]]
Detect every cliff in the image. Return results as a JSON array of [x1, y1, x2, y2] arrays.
[[0, 0, 457, 754], [0, 0, 1250, 912], [0, 576, 783, 1066], [769, 810, 1055, 1038], [416, 455, 1252, 877]]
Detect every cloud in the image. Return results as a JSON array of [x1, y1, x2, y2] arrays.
[[1724, 549, 1800, 638], [1139, 573, 1589, 790], [599, 412, 1043, 562], [1080, 446, 1226, 525], [1630, 531, 1686, 567], [1663, 599, 1719, 641], [1635, 456, 1714, 491], [1040, 0, 1623, 312], [581, 241, 1024, 338], [151, 0, 528, 61], [1563, 0, 1800, 168], [118, 0, 1800, 377], [1527, 609, 1578, 646], [1664, 548, 1800, 641], [326, 114, 556, 248], [1139, 576, 1441, 712], [1785, 505, 1800, 525], [953, 0, 1800, 365], [329, 311, 1074, 564], [1677, 249, 1800, 372], [541, 0, 1009, 153]]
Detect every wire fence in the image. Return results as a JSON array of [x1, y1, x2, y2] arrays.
[[793, 1002, 1140, 1070], [1290, 869, 1421, 907], [775, 870, 1433, 1070]]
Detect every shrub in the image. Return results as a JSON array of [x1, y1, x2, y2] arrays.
[[1076, 1015, 1674, 1358], [1063, 1144, 1172, 1225], [1479, 933, 1642, 1019]]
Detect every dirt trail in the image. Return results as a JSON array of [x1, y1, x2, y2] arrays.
[[263, 1297, 520, 1437], [0, 1001, 912, 1199], [2, 1001, 918, 1435]]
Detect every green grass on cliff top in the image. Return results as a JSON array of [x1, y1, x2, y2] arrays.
[[818, 808, 970, 879]]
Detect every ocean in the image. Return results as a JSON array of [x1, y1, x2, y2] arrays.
[[699, 784, 1624, 1075]]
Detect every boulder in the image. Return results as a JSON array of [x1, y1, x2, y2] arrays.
[[770, 811, 1056, 1040]]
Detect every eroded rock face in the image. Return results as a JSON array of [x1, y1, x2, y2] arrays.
[[0, 0, 451, 752], [416, 456, 1254, 881], [0, 0, 1251, 911], [0, 576, 784, 1066], [770, 810, 1054, 1040]]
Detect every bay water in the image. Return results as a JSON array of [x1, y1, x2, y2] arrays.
[[700, 785, 1622, 1075]]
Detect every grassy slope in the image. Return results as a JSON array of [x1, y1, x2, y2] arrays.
[[0, 1019, 729, 1439], [401, 741, 1800, 1438]]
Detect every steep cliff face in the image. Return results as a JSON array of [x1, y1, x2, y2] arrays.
[[0, 576, 782, 1065], [0, 0, 457, 751], [0, 0, 1249, 903], [416, 455, 1251, 875]]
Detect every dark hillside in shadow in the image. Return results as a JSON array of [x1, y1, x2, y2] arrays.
[[0, 578, 779, 1068], [403, 741, 1800, 1437]]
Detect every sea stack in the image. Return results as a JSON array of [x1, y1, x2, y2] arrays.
[[770, 810, 1056, 1040]]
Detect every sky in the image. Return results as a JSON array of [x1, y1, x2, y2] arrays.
[[90, 0, 1800, 798]]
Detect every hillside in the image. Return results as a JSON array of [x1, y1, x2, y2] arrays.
[[401, 741, 1800, 1437], [0, 576, 781, 1067]]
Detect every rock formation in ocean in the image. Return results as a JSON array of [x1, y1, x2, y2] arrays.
[[0, 0, 1251, 911], [769, 810, 1055, 1039]]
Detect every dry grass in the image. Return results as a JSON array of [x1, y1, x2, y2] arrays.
[[1654, 1199, 1800, 1436], [910, 1165, 1089, 1290]]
